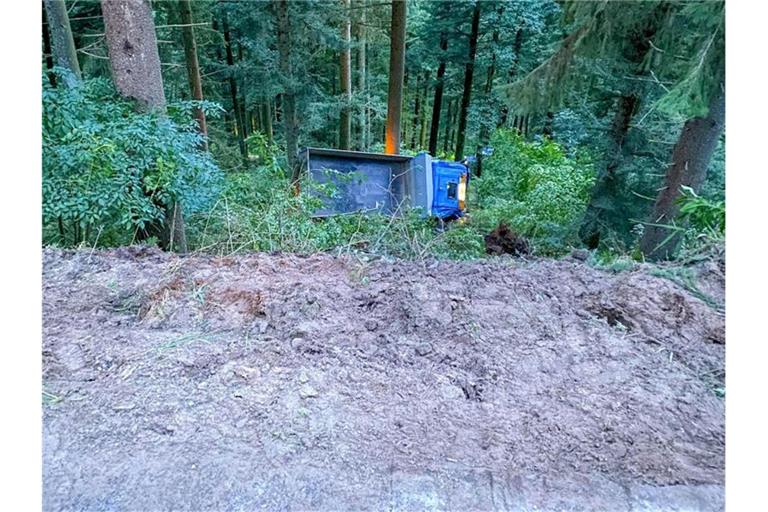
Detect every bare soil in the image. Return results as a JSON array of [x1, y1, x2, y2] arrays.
[[42, 247, 725, 511]]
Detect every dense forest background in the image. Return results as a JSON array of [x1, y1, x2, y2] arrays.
[[41, 0, 725, 264]]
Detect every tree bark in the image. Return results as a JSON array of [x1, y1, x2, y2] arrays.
[[237, 42, 250, 140], [498, 28, 523, 127], [178, 0, 208, 148], [222, 16, 247, 159], [102, 0, 187, 253], [579, 95, 638, 248], [42, 6, 57, 87], [454, 1, 481, 161], [339, 0, 352, 150], [542, 111, 554, 137], [409, 72, 422, 149], [428, 32, 448, 155], [401, 66, 409, 149], [640, 86, 725, 260], [418, 77, 428, 149], [275, 0, 300, 183], [355, 0, 367, 151], [384, 0, 407, 154], [474, 6, 502, 176], [44, 0, 81, 87], [445, 99, 457, 154], [102, 0, 166, 111], [262, 98, 274, 144]]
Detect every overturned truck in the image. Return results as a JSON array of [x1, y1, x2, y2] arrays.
[[298, 148, 470, 220]]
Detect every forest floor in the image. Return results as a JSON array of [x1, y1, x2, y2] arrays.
[[43, 246, 725, 511]]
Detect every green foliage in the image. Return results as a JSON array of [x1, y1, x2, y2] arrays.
[[677, 186, 725, 236], [42, 74, 223, 246], [474, 129, 595, 254]]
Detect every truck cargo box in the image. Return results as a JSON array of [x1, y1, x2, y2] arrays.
[[299, 147, 466, 219]]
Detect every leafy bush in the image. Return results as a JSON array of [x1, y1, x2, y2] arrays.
[[42, 73, 223, 246], [473, 129, 595, 254], [678, 185, 725, 236]]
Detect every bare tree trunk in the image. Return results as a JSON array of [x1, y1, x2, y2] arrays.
[[355, 0, 367, 150], [102, 0, 166, 111], [237, 42, 250, 141], [542, 111, 554, 137], [178, 0, 208, 149], [275, 0, 300, 184], [454, 1, 481, 161], [442, 98, 453, 154], [42, 6, 57, 87], [384, 0, 407, 154], [428, 32, 448, 155], [418, 77, 428, 149], [44, 0, 81, 87], [262, 98, 274, 144], [409, 72, 422, 149], [474, 5, 502, 176], [498, 28, 523, 127], [222, 16, 247, 160], [102, 0, 187, 253], [640, 86, 725, 260], [401, 67, 409, 149], [339, 0, 352, 150]]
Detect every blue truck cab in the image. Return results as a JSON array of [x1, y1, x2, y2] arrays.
[[431, 159, 469, 220], [300, 148, 470, 220]]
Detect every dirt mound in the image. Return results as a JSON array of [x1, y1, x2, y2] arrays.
[[484, 222, 530, 256], [42, 247, 725, 511]]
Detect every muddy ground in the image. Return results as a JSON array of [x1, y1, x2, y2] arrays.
[[42, 247, 725, 511]]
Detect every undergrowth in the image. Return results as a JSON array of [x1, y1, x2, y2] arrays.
[[42, 77, 723, 263], [187, 131, 596, 260]]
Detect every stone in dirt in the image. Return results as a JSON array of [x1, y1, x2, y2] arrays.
[[299, 384, 319, 399]]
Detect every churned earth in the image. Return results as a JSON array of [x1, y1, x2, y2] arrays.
[[42, 246, 725, 511]]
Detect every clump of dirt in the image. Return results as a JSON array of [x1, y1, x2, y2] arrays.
[[484, 222, 530, 256], [42, 247, 725, 511]]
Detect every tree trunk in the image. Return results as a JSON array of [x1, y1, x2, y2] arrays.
[[262, 98, 274, 144], [418, 77, 428, 149], [454, 1, 481, 161], [474, 6, 502, 176], [178, 0, 208, 148], [275, 0, 300, 183], [428, 32, 448, 155], [44, 0, 81, 87], [442, 98, 453, 154], [339, 0, 352, 150], [355, 0, 367, 151], [542, 111, 554, 137], [640, 86, 725, 260], [579, 95, 638, 248], [42, 6, 56, 87], [237, 42, 250, 141], [498, 28, 523, 127], [580, 6, 666, 248], [384, 0, 407, 154], [102, 0, 187, 253], [102, 0, 166, 111], [410, 72, 422, 149], [401, 67, 409, 149], [222, 16, 247, 159], [163, 202, 188, 254]]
